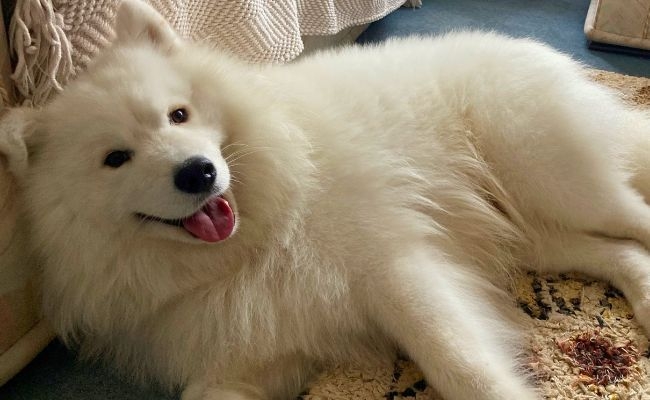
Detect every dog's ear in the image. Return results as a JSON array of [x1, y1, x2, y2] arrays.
[[0, 108, 36, 178], [113, 0, 180, 51]]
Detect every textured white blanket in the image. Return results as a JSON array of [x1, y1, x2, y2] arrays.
[[10, 0, 417, 106]]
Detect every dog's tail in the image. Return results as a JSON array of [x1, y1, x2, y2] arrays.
[[624, 111, 650, 204]]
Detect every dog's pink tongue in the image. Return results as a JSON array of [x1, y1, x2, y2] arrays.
[[182, 197, 234, 242]]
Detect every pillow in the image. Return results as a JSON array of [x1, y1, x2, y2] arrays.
[[584, 0, 650, 51]]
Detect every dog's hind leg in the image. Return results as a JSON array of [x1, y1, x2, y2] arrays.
[[592, 112, 650, 255], [473, 72, 650, 250], [365, 246, 539, 400], [591, 180, 650, 250], [530, 232, 650, 334], [494, 132, 650, 252]]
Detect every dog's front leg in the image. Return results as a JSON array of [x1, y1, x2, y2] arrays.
[[363, 247, 538, 400], [182, 381, 263, 400]]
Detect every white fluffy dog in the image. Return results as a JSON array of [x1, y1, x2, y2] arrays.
[[1, 1, 650, 399]]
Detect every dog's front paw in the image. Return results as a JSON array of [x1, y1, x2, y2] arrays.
[[630, 297, 650, 335], [182, 382, 264, 400], [181, 381, 207, 400]]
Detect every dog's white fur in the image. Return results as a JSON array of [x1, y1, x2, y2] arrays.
[[2, 1, 650, 399]]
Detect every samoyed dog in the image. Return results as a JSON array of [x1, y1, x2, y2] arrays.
[[1, 1, 650, 399]]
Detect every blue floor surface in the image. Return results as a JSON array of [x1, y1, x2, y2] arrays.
[[0, 340, 176, 400], [358, 0, 649, 77]]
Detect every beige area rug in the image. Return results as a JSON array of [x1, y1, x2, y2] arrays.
[[301, 70, 650, 400]]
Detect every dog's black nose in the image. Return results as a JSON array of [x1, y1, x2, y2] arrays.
[[174, 156, 216, 194]]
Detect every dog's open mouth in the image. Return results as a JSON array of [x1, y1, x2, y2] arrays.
[[136, 195, 235, 243]]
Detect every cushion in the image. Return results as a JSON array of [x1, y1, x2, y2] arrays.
[[585, 0, 650, 50]]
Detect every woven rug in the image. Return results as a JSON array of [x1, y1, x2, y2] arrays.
[[301, 70, 650, 400]]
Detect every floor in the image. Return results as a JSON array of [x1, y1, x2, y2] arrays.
[[357, 0, 650, 77], [0, 341, 176, 400], [1, 1, 649, 400]]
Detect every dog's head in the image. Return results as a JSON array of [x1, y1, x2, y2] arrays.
[[0, 0, 262, 247], [0, 0, 317, 351]]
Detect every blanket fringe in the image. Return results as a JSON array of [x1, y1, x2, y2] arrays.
[[7, 0, 420, 106], [9, 0, 73, 106]]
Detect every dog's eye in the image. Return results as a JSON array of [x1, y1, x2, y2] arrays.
[[104, 150, 132, 168], [169, 108, 189, 124]]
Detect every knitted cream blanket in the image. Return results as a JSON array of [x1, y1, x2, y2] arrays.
[[9, 0, 418, 106]]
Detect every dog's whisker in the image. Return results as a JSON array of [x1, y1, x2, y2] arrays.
[[230, 177, 244, 186], [224, 151, 255, 163], [221, 142, 249, 153], [226, 163, 246, 172], [225, 150, 267, 165], [223, 146, 271, 162]]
